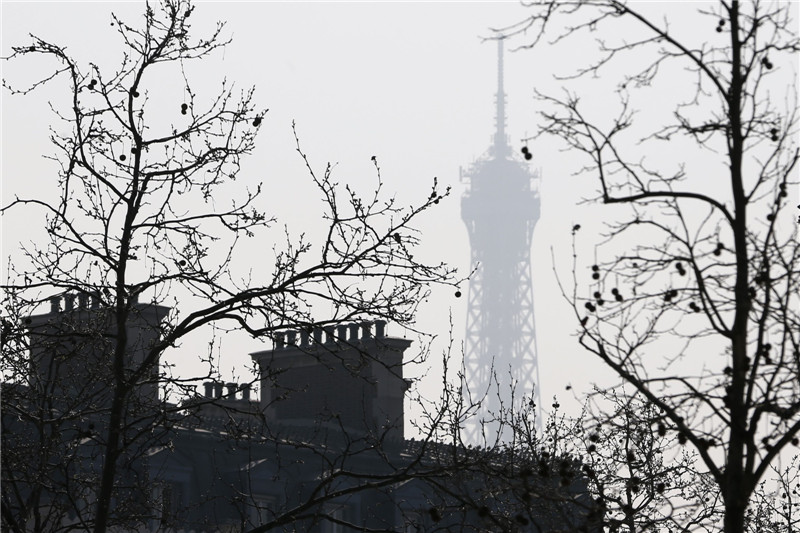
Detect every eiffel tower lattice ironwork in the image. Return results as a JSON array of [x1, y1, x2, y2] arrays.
[[461, 38, 541, 443]]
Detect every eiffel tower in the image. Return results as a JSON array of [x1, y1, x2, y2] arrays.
[[461, 39, 541, 442]]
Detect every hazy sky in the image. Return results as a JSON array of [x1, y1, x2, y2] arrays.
[[2, 1, 711, 423]]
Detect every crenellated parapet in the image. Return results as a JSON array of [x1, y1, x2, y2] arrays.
[[271, 320, 387, 350], [42, 290, 149, 315], [200, 381, 253, 401]]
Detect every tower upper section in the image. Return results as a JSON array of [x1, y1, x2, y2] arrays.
[[460, 39, 543, 441], [462, 39, 540, 259]]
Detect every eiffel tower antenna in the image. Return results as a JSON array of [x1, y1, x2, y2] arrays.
[[494, 37, 508, 156]]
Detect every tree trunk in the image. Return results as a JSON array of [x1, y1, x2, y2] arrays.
[[724, 3, 751, 533]]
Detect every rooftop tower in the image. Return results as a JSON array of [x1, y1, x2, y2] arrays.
[[461, 39, 541, 442]]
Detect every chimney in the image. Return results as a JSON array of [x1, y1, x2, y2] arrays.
[[324, 326, 335, 344], [203, 382, 214, 398], [226, 382, 238, 398], [78, 293, 89, 309], [241, 383, 251, 401], [273, 331, 285, 350], [375, 320, 386, 338], [64, 294, 75, 311], [349, 323, 360, 341], [49, 296, 61, 314], [213, 382, 224, 398]]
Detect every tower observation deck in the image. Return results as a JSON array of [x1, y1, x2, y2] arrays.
[[461, 39, 541, 442]]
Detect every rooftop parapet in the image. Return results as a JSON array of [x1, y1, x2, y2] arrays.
[[48, 292, 104, 313], [201, 381, 254, 401], [271, 320, 388, 350], [44, 291, 144, 314]]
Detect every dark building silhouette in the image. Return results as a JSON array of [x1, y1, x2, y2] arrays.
[[251, 321, 409, 443], [25, 293, 169, 417], [3, 295, 594, 532], [461, 39, 541, 441]]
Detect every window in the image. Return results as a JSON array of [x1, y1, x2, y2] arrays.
[[323, 503, 346, 533], [247, 494, 277, 528], [402, 511, 424, 533], [155, 481, 184, 527]]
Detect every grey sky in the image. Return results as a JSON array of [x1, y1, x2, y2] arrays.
[[1, 1, 670, 423]]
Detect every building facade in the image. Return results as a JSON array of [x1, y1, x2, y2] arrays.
[[2, 294, 596, 532]]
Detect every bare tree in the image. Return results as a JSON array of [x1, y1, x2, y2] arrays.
[[447, 384, 723, 533], [0, 1, 456, 532], [395, 341, 604, 532], [576, 391, 723, 533], [502, 1, 799, 532], [747, 455, 800, 533]]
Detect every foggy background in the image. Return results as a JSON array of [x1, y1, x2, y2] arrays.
[[2, 1, 648, 429]]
